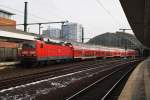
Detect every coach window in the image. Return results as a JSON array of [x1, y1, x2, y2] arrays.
[[40, 44, 43, 48]]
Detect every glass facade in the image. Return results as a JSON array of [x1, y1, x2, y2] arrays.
[[62, 23, 83, 42], [42, 28, 61, 39]]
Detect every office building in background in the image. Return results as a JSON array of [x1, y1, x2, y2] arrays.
[[42, 28, 61, 39], [62, 23, 83, 42]]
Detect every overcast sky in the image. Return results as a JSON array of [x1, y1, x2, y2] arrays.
[[0, 0, 132, 40]]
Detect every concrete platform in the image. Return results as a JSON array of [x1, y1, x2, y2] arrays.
[[0, 61, 19, 67], [118, 58, 150, 100]]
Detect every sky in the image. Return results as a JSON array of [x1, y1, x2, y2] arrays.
[[0, 0, 133, 41]]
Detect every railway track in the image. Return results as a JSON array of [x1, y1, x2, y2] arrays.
[[101, 66, 133, 100], [0, 59, 143, 100], [65, 60, 140, 100], [0, 59, 121, 80], [0, 59, 126, 90]]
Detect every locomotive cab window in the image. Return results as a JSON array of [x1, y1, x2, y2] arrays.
[[22, 42, 36, 49]]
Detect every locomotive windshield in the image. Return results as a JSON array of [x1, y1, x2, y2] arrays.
[[22, 42, 36, 49]]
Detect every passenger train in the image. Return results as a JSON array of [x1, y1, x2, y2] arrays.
[[19, 37, 138, 64]]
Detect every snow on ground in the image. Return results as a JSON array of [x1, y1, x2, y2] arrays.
[[0, 72, 92, 100], [0, 64, 106, 100]]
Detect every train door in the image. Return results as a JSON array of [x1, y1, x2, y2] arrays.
[[40, 43, 45, 59]]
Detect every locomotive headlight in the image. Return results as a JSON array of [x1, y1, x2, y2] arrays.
[[22, 51, 28, 54], [30, 51, 36, 56], [30, 51, 36, 54]]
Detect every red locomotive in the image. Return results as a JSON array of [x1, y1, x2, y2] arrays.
[[19, 38, 138, 63]]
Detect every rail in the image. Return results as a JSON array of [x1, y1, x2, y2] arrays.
[[65, 60, 141, 100]]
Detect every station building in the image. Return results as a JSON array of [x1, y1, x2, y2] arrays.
[[0, 9, 36, 61], [0, 9, 16, 29]]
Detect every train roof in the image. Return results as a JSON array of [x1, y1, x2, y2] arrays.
[[43, 38, 64, 44], [36, 37, 136, 51]]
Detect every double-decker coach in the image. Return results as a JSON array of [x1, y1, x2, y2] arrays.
[[19, 37, 138, 64]]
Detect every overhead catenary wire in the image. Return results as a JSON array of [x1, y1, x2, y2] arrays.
[[111, 0, 131, 29], [0, 3, 67, 33], [0, 4, 51, 22], [95, 0, 121, 27]]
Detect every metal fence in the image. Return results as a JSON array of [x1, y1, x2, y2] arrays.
[[0, 48, 18, 61]]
